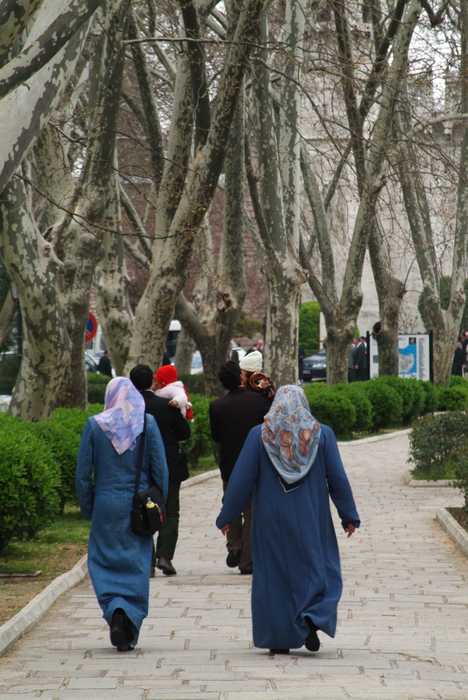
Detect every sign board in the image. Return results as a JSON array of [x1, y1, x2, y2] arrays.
[[85, 312, 98, 343], [370, 333, 431, 381]]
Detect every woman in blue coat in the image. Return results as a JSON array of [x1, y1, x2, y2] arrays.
[[216, 385, 360, 655], [76, 377, 168, 652]]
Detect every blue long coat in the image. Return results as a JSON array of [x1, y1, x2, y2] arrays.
[[76, 415, 168, 645], [216, 424, 360, 651]]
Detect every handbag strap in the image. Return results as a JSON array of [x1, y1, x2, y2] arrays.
[[134, 416, 147, 498]]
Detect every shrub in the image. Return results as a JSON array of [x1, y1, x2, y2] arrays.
[[183, 394, 214, 469], [0, 415, 61, 553], [361, 380, 403, 430], [179, 373, 205, 396], [376, 375, 423, 424], [234, 312, 263, 338], [419, 380, 438, 414], [303, 384, 356, 438], [436, 386, 468, 411], [0, 353, 18, 393], [330, 383, 373, 433], [299, 301, 320, 356], [87, 372, 111, 404], [452, 452, 468, 510], [408, 412, 468, 478]]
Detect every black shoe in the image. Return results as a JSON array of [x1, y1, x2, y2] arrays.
[[117, 643, 135, 652], [226, 550, 241, 568], [150, 566, 155, 578], [157, 557, 177, 575], [110, 608, 128, 648], [269, 648, 289, 655], [305, 618, 320, 652], [239, 568, 252, 575]]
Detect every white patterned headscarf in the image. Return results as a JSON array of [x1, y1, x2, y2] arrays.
[[94, 377, 145, 455], [261, 385, 321, 485]]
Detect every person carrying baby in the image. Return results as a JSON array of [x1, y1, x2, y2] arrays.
[[153, 365, 194, 420]]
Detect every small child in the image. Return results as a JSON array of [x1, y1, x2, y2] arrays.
[[153, 365, 194, 420]]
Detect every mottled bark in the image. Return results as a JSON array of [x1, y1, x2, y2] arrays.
[[55, 9, 127, 407], [0, 0, 44, 61], [247, 3, 307, 387], [0, 176, 70, 420], [0, 0, 101, 195], [173, 326, 194, 374], [395, 0, 468, 385], [124, 0, 263, 374], [0, 0, 104, 100], [0, 291, 15, 346]]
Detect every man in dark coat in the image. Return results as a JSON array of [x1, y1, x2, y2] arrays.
[[130, 364, 191, 577], [209, 359, 272, 574], [452, 342, 465, 376], [97, 350, 113, 377]]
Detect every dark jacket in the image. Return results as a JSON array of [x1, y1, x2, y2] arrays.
[[141, 390, 191, 483], [209, 386, 272, 482]]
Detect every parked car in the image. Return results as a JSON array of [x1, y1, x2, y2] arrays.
[[301, 348, 326, 382], [191, 351, 203, 374], [85, 352, 99, 373]]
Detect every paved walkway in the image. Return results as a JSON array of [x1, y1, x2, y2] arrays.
[[1, 432, 468, 699]]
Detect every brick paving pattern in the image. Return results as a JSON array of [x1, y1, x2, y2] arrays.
[[1, 432, 467, 699]]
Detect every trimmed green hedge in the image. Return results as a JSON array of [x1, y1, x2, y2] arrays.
[[408, 411, 468, 479], [0, 415, 61, 553], [87, 372, 111, 403]]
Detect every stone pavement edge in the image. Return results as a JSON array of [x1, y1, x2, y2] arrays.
[[1, 431, 468, 699]]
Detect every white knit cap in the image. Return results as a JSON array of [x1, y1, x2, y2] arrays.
[[239, 351, 263, 372]]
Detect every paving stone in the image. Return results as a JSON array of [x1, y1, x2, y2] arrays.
[[1, 432, 468, 698]]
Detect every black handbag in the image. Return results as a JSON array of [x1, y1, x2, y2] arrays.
[[130, 419, 167, 536]]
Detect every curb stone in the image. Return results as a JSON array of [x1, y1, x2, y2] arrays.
[[0, 554, 88, 657], [436, 507, 468, 559], [404, 471, 453, 487]]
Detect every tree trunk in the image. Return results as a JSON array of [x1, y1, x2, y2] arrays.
[[55, 10, 127, 406], [0, 291, 14, 346], [325, 320, 355, 386], [0, 176, 70, 420], [173, 326, 194, 374]]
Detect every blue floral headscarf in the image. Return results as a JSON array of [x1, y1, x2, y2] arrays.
[[261, 385, 321, 485]]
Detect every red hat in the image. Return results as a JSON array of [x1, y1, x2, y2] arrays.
[[155, 365, 177, 387]]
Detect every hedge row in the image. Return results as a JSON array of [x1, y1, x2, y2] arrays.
[[301, 375, 463, 439]]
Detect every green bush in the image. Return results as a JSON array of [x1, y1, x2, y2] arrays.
[[436, 386, 468, 411], [408, 412, 468, 478], [183, 394, 215, 469], [303, 384, 356, 438], [376, 375, 423, 424], [0, 415, 61, 553], [452, 452, 468, 510], [179, 373, 205, 396], [0, 353, 18, 393], [87, 372, 111, 404], [234, 312, 263, 338], [299, 301, 320, 356], [330, 383, 373, 433], [361, 380, 403, 430], [450, 375, 468, 392], [419, 380, 438, 414]]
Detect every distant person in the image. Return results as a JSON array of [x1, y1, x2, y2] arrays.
[[452, 341, 465, 377], [353, 338, 367, 382], [347, 342, 356, 383], [130, 364, 191, 578], [209, 360, 272, 575], [153, 364, 193, 420], [246, 338, 264, 355], [216, 385, 360, 655], [162, 346, 171, 366], [97, 349, 113, 377], [76, 377, 168, 651], [228, 342, 239, 363]]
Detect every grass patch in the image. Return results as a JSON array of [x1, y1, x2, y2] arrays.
[[0, 507, 90, 625], [189, 454, 218, 478]]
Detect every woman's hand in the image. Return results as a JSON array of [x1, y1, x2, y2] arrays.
[[220, 524, 230, 535], [345, 523, 356, 538]]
